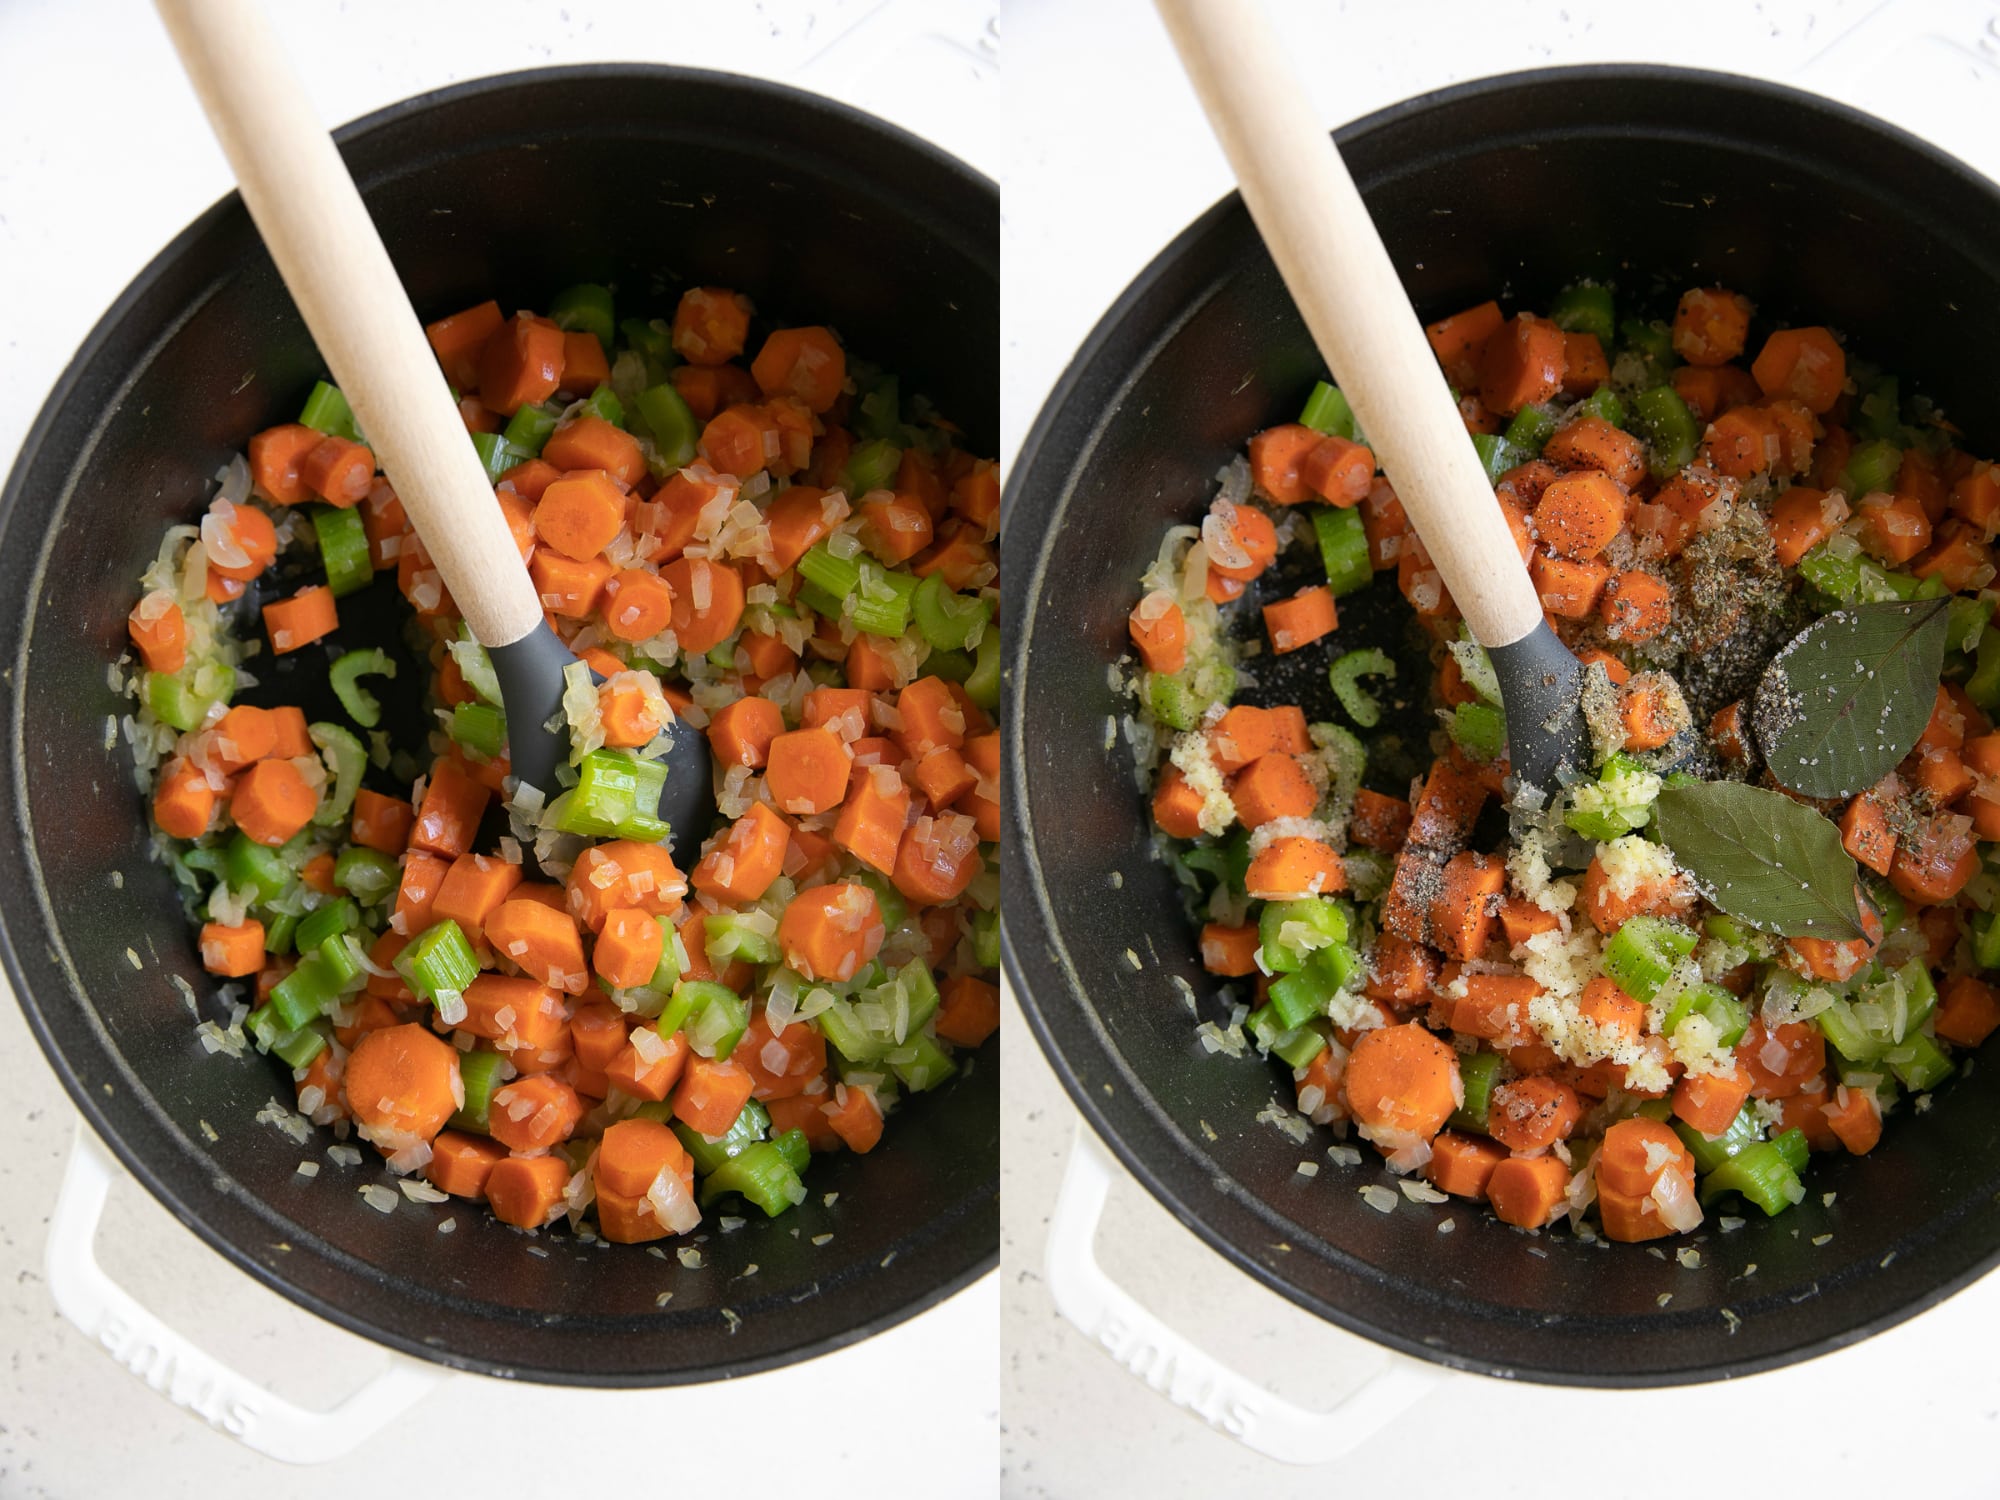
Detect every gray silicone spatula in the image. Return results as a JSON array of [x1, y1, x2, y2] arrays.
[[1155, 0, 1589, 795], [155, 0, 712, 845]]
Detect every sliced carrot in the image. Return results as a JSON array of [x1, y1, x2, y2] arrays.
[[1343, 1022, 1460, 1143], [247, 423, 325, 505], [594, 568, 673, 645], [489, 1074, 585, 1153], [892, 812, 985, 906], [152, 758, 217, 840], [1823, 1083, 1883, 1155], [1936, 975, 2000, 1048], [1534, 472, 1624, 559], [557, 330, 611, 397], [833, 763, 913, 874], [1529, 549, 1610, 618], [1349, 788, 1412, 853], [750, 326, 845, 413], [432, 853, 524, 947], [707, 697, 785, 770], [543, 414, 645, 488], [766, 726, 853, 815], [1261, 585, 1337, 655], [301, 435, 375, 506], [477, 312, 566, 415], [198, 920, 265, 977], [1487, 1074, 1582, 1153], [1426, 1129, 1507, 1200], [262, 585, 338, 655], [1672, 287, 1752, 366], [1241, 423, 1319, 505], [565, 840, 687, 931], [487, 898, 588, 993], [1497, 897, 1559, 951], [605, 1028, 690, 1102], [1751, 325, 1845, 413], [1890, 810, 1980, 905], [231, 758, 317, 846], [1951, 462, 2000, 536], [658, 556, 745, 654], [1560, 331, 1610, 397], [825, 1084, 885, 1153], [410, 757, 490, 860], [207, 704, 275, 772], [1230, 753, 1317, 828], [204, 500, 280, 580], [533, 470, 626, 562], [674, 819, 780, 923], [529, 550, 614, 618], [1543, 418, 1645, 490], [1855, 490, 1933, 566], [1206, 705, 1276, 775], [127, 591, 188, 673], [896, 675, 968, 759], [731, 1011, 830, 1100], [1735, 1018, 1826, 1099], [344, 1023, 460, 1144], [673, 1055, 756, 1136], [936, 976, 1001, 1048], [1478, 313, 1566, 416], [426, 1130, 509, 1200], [1128, 591, 1188, 674], [485, 1154, 571, 1229], [1617, 677, 1678, 751], [1671, 1065, 1752, 1137], [1300, 435, 1374, 505], [425, 299, 503, 388], [351, 788, 414, 854], [1424, 300, 1504, 388], [1449, 972, 1539, 1040], [763, 485, 848, 578], [778, 882, 886, 983], [391, 852, 450, 939], [598, 676, 661, 749], [1199, 922, 1260, 977], [1426, 850, 1505, 960], [1672, 363, 1762, 422], [672, 286, 752, 365], [1151, 766, 1207, 839], [1599, 569, 1672, 644]]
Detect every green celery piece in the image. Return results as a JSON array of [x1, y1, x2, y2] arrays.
[[470, 431, 531, 485], [450, 1049, 508, 1133], [581, 385, 625, 428], [972, 909, 1001, 968], [224, 831, 292, 904], [1577, 386, 1626, 428], [298, 380, 363, 442], [309, 722, 366, 828], [1698, 1139, 1804, 1216], [965, 629, 1001, 711], [1298, 381, 1358, 440], [798, 543, 862, 599], [633, 383, 698, 470], [1327, 648, 1395, 730], [912, 573, 990, 653], [1450, 702, 1504, 761], [1548, 284, 1615, 341], [294, 898, 358, 955], [888, 1031, 957, 1092], [704, 911, 780, 966], [313, 506, 372, 599], [269, 952, 341, 1031], [697, 1139, 804, 1216], [394, 919, 479, 1008], [1503, 404, 1558, 454], [334, 847, 399, 905], [1470, 433, 1531, 484], [502, 401, 562, 456], [1673, 1103, 1763, 1175], [1601, 916, 1697, 1002], [547, 283, 615, 345], [328, 649, 395, 729], [1632, 386, 1699, 479], [1838, 438, 1902, 499], [1310, 507, 1372, 597], [1449, 1050, 1503, 1133], [844, 438, 902, 497], [674, 1099, 772, 1175], [450, 702, 508, 761], [146, 661, 235, 733]]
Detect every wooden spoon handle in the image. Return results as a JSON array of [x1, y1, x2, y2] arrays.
[[1155, 0, 1545, 649], [155, 0, 545, 649]]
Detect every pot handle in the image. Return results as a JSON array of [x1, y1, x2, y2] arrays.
[[1045, 1124, 1446, 1466], [45, 1124, 444, 1465]]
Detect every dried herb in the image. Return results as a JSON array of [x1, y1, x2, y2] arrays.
[[1754, 598, 1950, 799], [1652, 780, 1863, 941]]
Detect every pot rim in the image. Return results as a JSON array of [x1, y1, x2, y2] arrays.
[[1000, 60, 2000, 1387], [4, 60, 996, 1387]]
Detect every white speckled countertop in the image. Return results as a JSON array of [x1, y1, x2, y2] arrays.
[[1000, 0, 2000, 1494], [0, 1, 998, 1494]]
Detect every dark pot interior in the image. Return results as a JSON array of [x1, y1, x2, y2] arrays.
[[0, 65, 997, 1385], [1003, 65, 2000, 1384]]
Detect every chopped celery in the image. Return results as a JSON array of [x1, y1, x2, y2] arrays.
[[1602, 916, 1698, 1002], [1257, 897, 1349, 974], [1673, 1103, 1762, 1174], [394, 919, 479, 1009], [1698, 1137, 1805, 1216], [450, 1048, 508, 1133], [704, 911, 781, 966], [1503, 404, 1558, 455], [334, 846, 399, 905], [294, 898, 358, 955], [1577, 386, 1627, 429], [1450, 702, 1505, 761], [449, 702, 508, 761], [547, 282, 615, 345], [888, 1031, 956, 1091], [1299, 380, 1359, 440], [1470, 433, 1531, 484], [1450, 1050, 1503, 1133], [470, 431, 531, 485], [502, 401, 561, 456], [581, 385, 625, 428], [1549, 284, 1615, 341], [312, 505, 372, 598], [1310, 507, 1372, 596], [146, 661, 235, 732], [1327, 648, 1395, 730], [633, 383, 699, 470], [328, 649, 395, 730], [698, 1139, 805, 1216], [309, 722, 366, 828], [298, 380, 362, 442], [965, 628, 1001, 711], [844, 438, 903, 497], [1838, 438, 1902, 499], [912, 574, 990, 652], [1631, 386, 1699, 479], [1662, 983, 1749, 1048], [674, 1099, 772, 1175]]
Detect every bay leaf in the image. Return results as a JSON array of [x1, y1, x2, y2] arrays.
[[1754, 597, 1949, 799], [1652, 780, 1863, 941]]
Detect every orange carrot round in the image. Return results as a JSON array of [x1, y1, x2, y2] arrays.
[[344, 1024, 462, 1146]]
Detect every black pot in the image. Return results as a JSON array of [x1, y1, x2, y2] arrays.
[[1, 64, 997, 1386], [1002, 65, 2000, 1385]]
